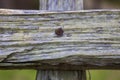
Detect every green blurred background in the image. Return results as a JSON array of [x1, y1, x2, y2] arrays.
[[0, 70, 120, 80], [0, 0, 120, 80]]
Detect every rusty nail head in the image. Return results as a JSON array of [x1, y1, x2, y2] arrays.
[[55, 28, 64, 37]]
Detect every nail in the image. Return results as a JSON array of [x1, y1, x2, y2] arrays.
[[55, 28, 64, 37]]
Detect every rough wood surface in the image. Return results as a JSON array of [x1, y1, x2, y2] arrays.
[[39, 0, 83, 11], [38, 1, 85, 80], [36, 70, 86, 80], [0, 9, 120, 69]]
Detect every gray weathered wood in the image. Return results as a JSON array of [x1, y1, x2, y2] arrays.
[[36, 70, 86, 80], [0, 9, 120, 69], [38, 1, 85, 80], [39, 0, 83, 11]]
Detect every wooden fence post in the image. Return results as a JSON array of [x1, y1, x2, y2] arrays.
[[37, 0, 85, 80], [39, 0, 83, 11], [36, 70, 86, 80], [0, 8, 120, 75], [1, 1, 120, 80]]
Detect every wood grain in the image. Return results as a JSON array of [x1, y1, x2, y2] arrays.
[[36, 70, 86, 80], [0, 9, 120, 69], [39, 0, 83, 11]]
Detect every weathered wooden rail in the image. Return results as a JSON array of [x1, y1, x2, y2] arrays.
[[0, 0, 120, 80], [0, 9, 120, 70]]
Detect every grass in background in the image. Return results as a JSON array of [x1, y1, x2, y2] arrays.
[[0, 70, 120, 80], [87, 70, 120, 80], [0, 70, 36, 80]]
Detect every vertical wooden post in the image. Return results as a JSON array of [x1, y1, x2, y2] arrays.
[[39, 0, 83, 11], [37, 0, 86, 80], [36, 70, 86, 80]]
